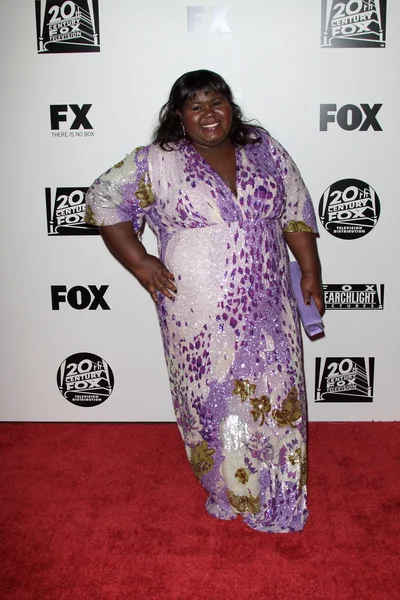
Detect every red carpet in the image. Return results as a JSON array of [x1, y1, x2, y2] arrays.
[[0, 422, 399, 600]]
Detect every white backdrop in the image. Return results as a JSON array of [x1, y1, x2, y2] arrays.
[[0, 0, 398, 421]]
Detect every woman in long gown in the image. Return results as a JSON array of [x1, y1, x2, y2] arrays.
[[85, 70, 323, 533]]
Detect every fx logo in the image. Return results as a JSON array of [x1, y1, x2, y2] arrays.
[[187, 6, 231, 35], [51, 285, 110, 310], [320, 104, 382, 131], [50, 104, 93, 130]]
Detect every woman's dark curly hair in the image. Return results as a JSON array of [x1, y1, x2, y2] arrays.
[[152, 69, 264, 150]]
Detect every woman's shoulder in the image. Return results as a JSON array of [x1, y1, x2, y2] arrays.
[[247, 127, 279, 148], [256, 129, 290, 161], [244, 127, 285, 156], [245, 126, 281, 153], [127, 143, 152, 163], [112, 143, 164, 176], [243, 128, 296, 177], [91, 144, 152, 186], [146, 140, 188, 167]]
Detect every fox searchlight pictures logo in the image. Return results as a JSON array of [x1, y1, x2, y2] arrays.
[[36, 1, 100, 53], [46, 187, 98, 235], [57, 352, 114, 407], [321, 0, 386, 48], [315, 357, 375, 403], [324, 284, 384, 310], [319, 179, 380, 240]]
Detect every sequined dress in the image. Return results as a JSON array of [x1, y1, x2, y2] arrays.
[[86, 130, 318, 533]]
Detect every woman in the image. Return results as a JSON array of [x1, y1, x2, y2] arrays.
[[85, 70, 323, 533]]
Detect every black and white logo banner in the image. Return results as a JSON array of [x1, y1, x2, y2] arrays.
[[319, 179, 380, 240], [321, 0, 386, 48], [36, 1, 100, 53], [323, 284, 384, 309], [57, 352, 114, 407], [46, 187, 98, 235], [315, 357, 375, 402]]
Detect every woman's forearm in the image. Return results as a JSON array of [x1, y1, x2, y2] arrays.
[[98, 221, 176, 302], [284, 231, 324, 314], [98, 221, 148, 276], [283, 232, 321, 276]]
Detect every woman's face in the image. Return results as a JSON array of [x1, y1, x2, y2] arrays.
[[180, 88, 233, 150]]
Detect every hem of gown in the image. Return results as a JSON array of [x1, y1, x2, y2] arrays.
[[205, 497, 237, 521], [205, 497, 307, 532], [243, 518, 307, 534]]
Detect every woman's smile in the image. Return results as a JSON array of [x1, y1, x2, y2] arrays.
[[180, 88, 233, 149]]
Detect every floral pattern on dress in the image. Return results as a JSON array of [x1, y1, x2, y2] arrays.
[[85, 129, 318, 532]]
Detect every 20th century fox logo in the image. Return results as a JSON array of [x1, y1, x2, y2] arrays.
[[46, 187, 98, 235], [57, 352, 114, 407], [35, 1, 100, 53], [321, 0, 386, 48], [315, 357, 375, 402]]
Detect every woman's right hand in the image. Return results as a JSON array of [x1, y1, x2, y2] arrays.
[[97, 223, 177, 304], [133, 254, 177, 303]]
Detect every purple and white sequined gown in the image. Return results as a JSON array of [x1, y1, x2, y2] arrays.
[[86, 130, 318, 533]]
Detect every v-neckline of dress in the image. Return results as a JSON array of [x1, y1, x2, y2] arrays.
[[187, 141, 241, 199]]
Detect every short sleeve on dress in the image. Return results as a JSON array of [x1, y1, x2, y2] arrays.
[[271, 139, 318, 234], [85, 145, 154, 234]]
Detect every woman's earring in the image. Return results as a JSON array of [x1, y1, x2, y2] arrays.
[[181, 121, 186, 137]]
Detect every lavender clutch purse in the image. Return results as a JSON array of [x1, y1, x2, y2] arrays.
[[290, 261, 324, 338]]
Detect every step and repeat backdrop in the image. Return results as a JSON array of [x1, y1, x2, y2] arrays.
[[0, 0, 398, 421]]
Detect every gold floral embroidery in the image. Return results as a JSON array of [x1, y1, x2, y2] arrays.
[[227, 491, 260, 515], [113, 160, 125, 169], [233, 379, 256, 402], [84, 205, 97, 226], [234, 468, 250, 485], [299, 453, 307, 489], [135, 175, 155, 208], [288, 447, 307, 488], [250, 395, 271, 426], [190, 441, 215, 480], [272, 387, 302, 428], [288, 448, 301, 466], [283, 220, 314, 233]]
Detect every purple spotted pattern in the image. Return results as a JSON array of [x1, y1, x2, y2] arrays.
[[85, 130, 318, 533]]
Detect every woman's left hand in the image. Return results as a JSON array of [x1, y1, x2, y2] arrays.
[[300, 272, 325, 316], [283, 231, 325, 316]]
